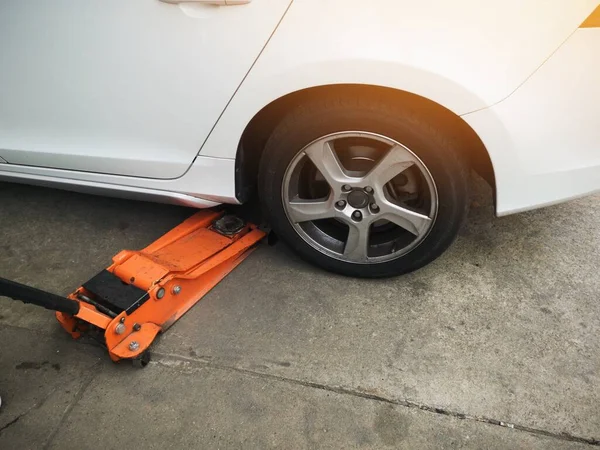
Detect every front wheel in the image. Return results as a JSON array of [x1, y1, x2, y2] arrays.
[[258, 94, 469, 278]]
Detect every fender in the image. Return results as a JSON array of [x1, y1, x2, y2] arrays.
[[199, 0, 597, 160], [199, 59, 487, 160]]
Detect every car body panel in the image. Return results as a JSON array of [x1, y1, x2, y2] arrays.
[[200, 0, 598, 160], [463, 28, 600, 215], [0, 167, 221, 208], [0, 155, 238, 205], [0, 0, 292, 178], [0, 0, 599, 216]]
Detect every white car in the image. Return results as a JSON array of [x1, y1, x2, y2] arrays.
[[1, 1, 599, 277]]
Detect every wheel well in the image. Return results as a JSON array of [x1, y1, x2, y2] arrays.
[[235, 84, 495, 203]]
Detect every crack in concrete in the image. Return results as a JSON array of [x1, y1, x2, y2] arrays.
[[0, 415, 22, 435], [42, 362, 101, 450], [152, 351, 600, 447], [0, 385, 58, 436]]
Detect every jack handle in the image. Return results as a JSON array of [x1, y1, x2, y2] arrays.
[[0, 277, 80, 315]]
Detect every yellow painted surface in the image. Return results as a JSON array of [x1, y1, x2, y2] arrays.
[[581, 4, 600, 27]]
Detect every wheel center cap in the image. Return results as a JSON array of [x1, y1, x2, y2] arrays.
[[347, 190, 369, 209]]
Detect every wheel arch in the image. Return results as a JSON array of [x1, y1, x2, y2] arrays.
[[235, 84, 496, 205]]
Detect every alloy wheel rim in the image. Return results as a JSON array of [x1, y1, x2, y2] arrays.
[[282, 131, 439, 264]]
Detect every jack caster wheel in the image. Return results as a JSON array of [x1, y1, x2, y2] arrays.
[[132, 351, 151, 369]]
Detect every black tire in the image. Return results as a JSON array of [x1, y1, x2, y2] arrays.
[[258, 93, 469, 278]]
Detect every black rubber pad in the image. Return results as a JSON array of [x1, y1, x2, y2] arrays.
[[83, 270, 149, 314]]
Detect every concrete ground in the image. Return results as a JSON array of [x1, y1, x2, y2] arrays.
[[0, 177, 598, 449]]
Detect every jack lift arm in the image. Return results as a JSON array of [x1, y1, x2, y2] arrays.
[[0, 210, 265, 367]]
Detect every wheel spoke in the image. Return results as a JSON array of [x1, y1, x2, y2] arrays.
[[304, 140, 350, 190], [283, 132, 439, 265], [343, 222, 371, 262], [380, 200, 432, 237], [365, 145, 417, 187], [287, 196, 336, 223]]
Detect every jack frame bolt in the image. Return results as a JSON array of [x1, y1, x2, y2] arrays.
[[129, 341, 140, 352]]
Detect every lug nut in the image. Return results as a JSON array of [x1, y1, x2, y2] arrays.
[[172, 285, 182, 295], [336, 200, 346, 208], [133, 323, 141, 332], [370, 203, 380, 212], [342, 185, 352, 192], [352, 211, 362, 221], [365, 186, 374, 194]]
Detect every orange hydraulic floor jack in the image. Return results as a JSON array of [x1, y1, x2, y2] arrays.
[[0, 210, 265, 367]]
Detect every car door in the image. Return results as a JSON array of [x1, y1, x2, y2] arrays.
[[0, 0, 291, 179]]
